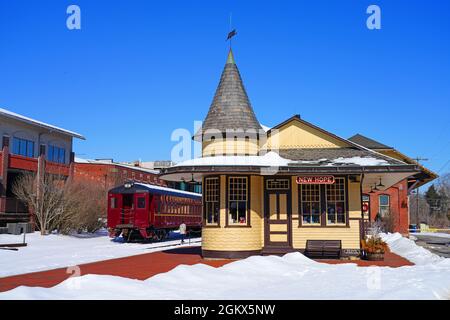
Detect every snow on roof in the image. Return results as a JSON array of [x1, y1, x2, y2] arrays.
[[132, 183, 201, 198], [260, 124, 271, 132], [75, 157, 160, 174], [327, 156, 389, 166], [173, 152, 395, 168], [174, 152, 294, 167], [0, 108, 85, 140]]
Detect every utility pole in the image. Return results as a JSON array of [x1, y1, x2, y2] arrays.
[[413, 157, 428, 226]]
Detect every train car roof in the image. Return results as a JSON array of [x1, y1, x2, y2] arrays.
[[108, 183, 202, 199]]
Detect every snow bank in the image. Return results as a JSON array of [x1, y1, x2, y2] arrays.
[[2, 249, 450, 300], [2, 233, 449, 300], [0, 231, 200, 277], [381, 233, 445, 265]]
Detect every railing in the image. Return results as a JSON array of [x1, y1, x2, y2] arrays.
[[121, 208, 135, 225], [7, 154, 70, 176]]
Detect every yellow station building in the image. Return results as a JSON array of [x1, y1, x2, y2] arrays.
[[161, 49, 421, 259]]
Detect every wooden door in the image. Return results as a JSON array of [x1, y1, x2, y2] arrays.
[[265, 189, 291, 247]]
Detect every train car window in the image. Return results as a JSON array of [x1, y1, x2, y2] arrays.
[[110, 197, 117, 209], [137, 197, 146, 209]]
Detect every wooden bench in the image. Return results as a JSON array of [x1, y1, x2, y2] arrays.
[[305, 240, 341, 259]]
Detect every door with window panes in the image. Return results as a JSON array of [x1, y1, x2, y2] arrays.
[[134, 193, 148, 227], [264, 178, 292, 247]]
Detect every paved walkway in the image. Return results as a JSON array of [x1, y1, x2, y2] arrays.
[[412, 234, 450, 258], [0, 247, 413, 293]]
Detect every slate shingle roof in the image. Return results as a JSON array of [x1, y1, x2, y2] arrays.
[[197, 49, 262, 138], [348, 134, 393, 150], [278, 148, 404, 165]]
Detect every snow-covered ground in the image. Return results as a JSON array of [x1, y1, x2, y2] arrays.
[[381, 233, 445, 265], [1, 232, 449, 300], [0, 230, 200, 278]]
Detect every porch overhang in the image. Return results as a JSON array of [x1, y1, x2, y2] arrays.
[[159, 164, 419, 189]]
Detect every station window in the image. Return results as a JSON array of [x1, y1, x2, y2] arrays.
[[204, 177, 219, 225], [326, 178, 346, 225], [12, 137, 34, 158], [379, 195, 390, 217], [48, 145, 65, 163], [228, 176, 248, 225], [300, 184, 321, 225], [266, 179, 290, 190]]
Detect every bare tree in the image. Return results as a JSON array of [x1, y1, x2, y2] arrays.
[[12, 172, 66, 235], [13, 172, 107, 235], [56, 180, 107, 234]]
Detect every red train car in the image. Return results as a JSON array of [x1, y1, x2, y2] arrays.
[[107, 182, 202, 242]]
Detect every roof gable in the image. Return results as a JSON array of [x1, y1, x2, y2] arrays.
[[265, 115, 354, 149]]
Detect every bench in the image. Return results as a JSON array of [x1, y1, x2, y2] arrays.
[[305, 240, 342, 259]]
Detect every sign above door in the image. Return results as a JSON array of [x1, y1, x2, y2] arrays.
[[296, 176, 335, 185]]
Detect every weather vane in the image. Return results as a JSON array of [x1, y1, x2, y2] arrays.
[[226, 12, 237, 49]]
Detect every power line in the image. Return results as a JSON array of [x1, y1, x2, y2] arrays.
[[437, 159, 450, 173]]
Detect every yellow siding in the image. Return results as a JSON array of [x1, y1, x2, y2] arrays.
[[292, 220, 360, 249], [378, 149, 406, 162], [202, 139, 259, 156], [348, 180, 362, 219], [263, 120, 351, 149], [202, 175, 264, 252]]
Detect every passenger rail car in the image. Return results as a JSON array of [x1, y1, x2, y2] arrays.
[[107, 182, 202, 241]]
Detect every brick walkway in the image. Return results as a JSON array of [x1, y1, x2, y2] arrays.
[[317, 248, 414, 267], [0, 247, 412, 293]]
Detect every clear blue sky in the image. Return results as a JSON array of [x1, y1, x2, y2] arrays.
[[1, 0, 449, 177]]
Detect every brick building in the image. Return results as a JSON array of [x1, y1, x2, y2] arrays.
[[73, 158, 200, 193], [0, 108, 85, 226], [348, 134, 437, 234]]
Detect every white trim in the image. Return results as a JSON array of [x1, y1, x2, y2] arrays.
[[0, 108, 85, 140]]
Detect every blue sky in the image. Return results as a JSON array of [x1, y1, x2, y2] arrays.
[[1, 0, 449, 177]]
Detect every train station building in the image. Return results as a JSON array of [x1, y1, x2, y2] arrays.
[[160, 49, 434, 259]]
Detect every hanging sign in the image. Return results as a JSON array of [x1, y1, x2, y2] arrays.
[[296, 176, 335, 185]]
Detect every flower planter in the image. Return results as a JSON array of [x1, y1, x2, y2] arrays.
[[366, 252, 385, 261]]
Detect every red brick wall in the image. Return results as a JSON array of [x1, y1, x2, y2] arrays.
[[367, 179, 409, 235], [73, 163, 167, 191]]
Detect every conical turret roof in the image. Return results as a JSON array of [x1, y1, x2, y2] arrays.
[[196, 49, 262, 139]]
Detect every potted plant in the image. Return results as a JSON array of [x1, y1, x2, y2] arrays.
[[361, 235, 388, 261], [361, 221, 388, 261]]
